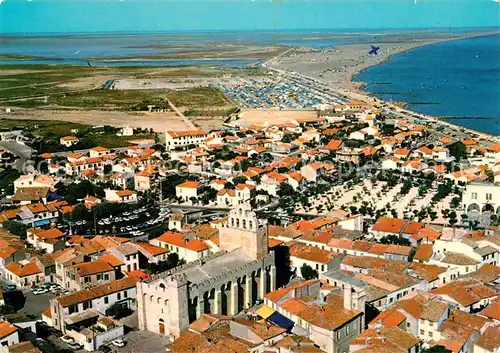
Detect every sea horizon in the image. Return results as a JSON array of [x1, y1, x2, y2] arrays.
[[2, 26, 499, 36]]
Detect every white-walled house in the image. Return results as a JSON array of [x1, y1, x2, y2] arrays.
[[89, 146, 111, 158], [0, 321, 19, 347], [175, 181, 202, 202], [104, 189, 138, 203], [60, 136, 79, 147], [149, 232, 209, 263], [463, 183, 499, 218], [50, 276, 140, 333], [165, 130, 209, 151], [4, 261, 43, 290], [289, 244, 342, 277]]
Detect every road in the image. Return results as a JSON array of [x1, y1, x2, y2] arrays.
[[164, 96, 196, 130], [0, 141, 34, 172]]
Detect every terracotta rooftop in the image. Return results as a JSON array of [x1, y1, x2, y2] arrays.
[[12, 187, 49, 201], [431, 280, 498, 307], [352, 327, 420, 351], [264, 279, 319, 303], [299, 304, 361, 331], [413, 244, 433, 262], [395, 294, 428, 319], [137, 242, 168, 256], [5, 262, 42, 277], [280, 298, 310, 316], [448, 309, 491, 330], [234, 318, 286, 341], [441, 252, 479, 266], [419, 299, 448, 322], [479, 300, 500, 320], [8, 341, 41, 353], [57, 276, 140, 308], [0, 320, 17, 339], [176, 181, 201, 189], [289, 244, 339, 264], [369, 308, 406, 328], [371, 217, 407, 234], [475, 326, 500, 352], [154, 232, 208, 252], [72, 261, 114, 276]]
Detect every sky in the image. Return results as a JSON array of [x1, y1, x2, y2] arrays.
[[0, 0, 499, 34]]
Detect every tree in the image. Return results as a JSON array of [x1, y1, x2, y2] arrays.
[[421, 346, 452, 353], [0, 304, 15, 315], [3, 221, 28, 238], [98, 345, 112, 353], [278, 183, 295, 198], [381, 124, 395, 135], [448, 211, 458, 226], [42, 341, 72, 353], [379, 234, 411, 246], [418, 186, 427, 198], [447, 141, 467, 161], [232, 176, 248, 186], [103, 164, 112, 175], [450, 196, 461, 209], [105, 303, 132, 320], [300, 264, 318, 280]]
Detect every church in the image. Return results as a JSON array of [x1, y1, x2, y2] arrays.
[[137, 204, 277, 339]]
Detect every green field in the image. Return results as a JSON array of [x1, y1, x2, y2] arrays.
[[0, 64, 248, 110], [166, 87, 233, 107], [0, 119, 88, 137], [0, 119, 154, 149], [48, 89, 168, 110]]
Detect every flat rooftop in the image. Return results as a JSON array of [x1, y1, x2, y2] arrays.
[[182, 248, 254, 285]]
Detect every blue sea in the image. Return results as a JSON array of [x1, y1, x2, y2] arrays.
[[355, 34, 500, 136]]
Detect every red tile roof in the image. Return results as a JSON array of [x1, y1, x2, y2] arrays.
[[0, 321, 17, 339], [5, 262, 42, 277], [369, 308, 406, 328], [371, 217, 407, 234], [155, 232, 208, 252], [176, 181, 201, 189], [431, 281, 498, 307]]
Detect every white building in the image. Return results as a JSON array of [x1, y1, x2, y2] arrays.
[[165, 130, 209, 151], [89, 146, 111, 158], [59, 136, 79, 147], [117, 126, 134, 136], [0, 321, 19, 347], [49, 276, 140, 333], [149, 232, 210, 263], [104, 189, 138, 203], [175, 181, 201, 202], [463, 182, 500, 222]]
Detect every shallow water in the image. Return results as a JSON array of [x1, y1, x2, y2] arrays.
[[355, 34, 500, 135]]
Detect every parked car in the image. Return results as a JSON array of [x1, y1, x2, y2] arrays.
[[33, 288, 48, 295], [68, 342, 82, 351], [111, 339, 126, 347], [61, 335, 75, 344]]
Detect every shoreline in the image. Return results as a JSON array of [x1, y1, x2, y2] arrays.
[[268, 30, 500, 140]]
